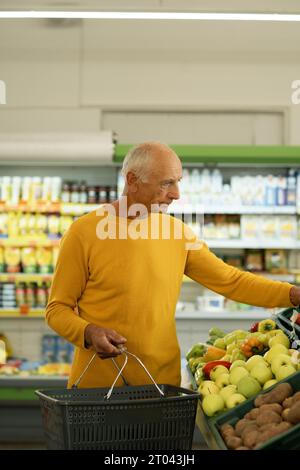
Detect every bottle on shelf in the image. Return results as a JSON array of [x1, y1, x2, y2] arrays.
[[87, 185, 97, 204], [61, 182, 71, 203], [79, 181, 88, 204], [287, 169, 297, 206], [70, 183, 80, 204]]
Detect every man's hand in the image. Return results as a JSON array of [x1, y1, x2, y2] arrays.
[[84, 324, 127, 359], [290, 286, 300, 306]]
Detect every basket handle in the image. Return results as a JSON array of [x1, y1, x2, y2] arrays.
[[104, 349, 165, 399], [71, 348, 165, 399]]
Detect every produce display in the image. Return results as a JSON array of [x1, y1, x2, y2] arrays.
[[0, 359, 71, 377], [219, 382, 300, 450], [186, 318, 300, 417]]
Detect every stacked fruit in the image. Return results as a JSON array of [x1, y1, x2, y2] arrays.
[[186, 318, 300, 417]]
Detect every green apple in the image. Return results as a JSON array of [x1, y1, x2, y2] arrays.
[[275, 364, 297, 382], [199, 380, 220, 396], [225, 393, 247, 409], [221, 354, 232, 362], [231, 349, 247, 362], [202, 394, 225, 417], [226, 343, 238, 354], [268, 332, 290, 349], [229, 367, 249, 385], [230, 360, 248, 371], [210, 365, 230, 381], [263, 379, 277, 390], [215, 373, 230, 389], [220, 384, 237, 402], [271, 354, 294, 375], [213, 338, 226, 350], [237, 376, 261, 398], [245, 355, 266, 372], [250, 363, 273, 385], [264, 344, 289, 364]]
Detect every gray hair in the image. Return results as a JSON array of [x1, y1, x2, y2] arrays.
[[121, 142, 159, 183]]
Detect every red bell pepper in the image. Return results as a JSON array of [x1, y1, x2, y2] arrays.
[[250, 321, 259, 332], [202, 360, 232, 379]]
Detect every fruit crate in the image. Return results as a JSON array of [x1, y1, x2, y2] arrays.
[[275, 307, 300, 346], [210, 370, 300, 450], [186, 308, 300, 449], [186, 364, 222, 449]]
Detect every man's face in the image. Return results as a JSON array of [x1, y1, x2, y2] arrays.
[[133, 152, 182, 213]]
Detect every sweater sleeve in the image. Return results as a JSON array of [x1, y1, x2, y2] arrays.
[[184, 239, 294, 309], [45, 227, 90, 349]]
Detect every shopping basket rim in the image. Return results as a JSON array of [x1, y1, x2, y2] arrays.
[[35, 383, 200, 406]]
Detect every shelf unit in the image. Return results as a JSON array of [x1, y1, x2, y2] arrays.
[[1, 145, 300, 364]]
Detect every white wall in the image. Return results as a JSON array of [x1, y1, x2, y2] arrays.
[[0, 16, 300, 143]]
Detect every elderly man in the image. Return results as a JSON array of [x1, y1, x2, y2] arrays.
[[46, 141, 300, 388]]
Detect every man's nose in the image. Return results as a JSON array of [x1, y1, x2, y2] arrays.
[[168, 184, 180, 200]]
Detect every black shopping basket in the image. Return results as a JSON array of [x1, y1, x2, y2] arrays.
[[35, 348, 200, 450]]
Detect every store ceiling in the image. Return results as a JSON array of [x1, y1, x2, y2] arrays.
[[1, 0, 300, 13], [1, 0, 300, 62]]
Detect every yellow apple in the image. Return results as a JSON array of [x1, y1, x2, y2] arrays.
[[199, 380, 220, 396], [202, 394, 225, 417], [220, 384, 237, 402], [271, 354, 294, 375], [250, 363, 273, 385], [264, 344, 289, 364], [263, 379, 277, 390], [210, 365, 230, 381], [275, 364, 297, 381], [229, 367, 249, 385], [230, 360, 248, 371], [245, 355, 266, 372], [268, 332, 290, 349], [225, 393, 247, 409], [215, 373, 230, 389]]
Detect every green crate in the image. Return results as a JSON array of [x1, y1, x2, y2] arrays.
[[211, 370, 300, 450], [186, 308, 300, 449], [275, 307, 300, 346]]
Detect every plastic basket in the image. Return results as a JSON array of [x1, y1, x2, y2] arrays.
[[35, 384, 199, 450]]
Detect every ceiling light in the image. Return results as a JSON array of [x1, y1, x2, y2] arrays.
[[0, 11, 300, 21]]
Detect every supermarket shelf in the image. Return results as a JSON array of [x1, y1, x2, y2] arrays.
[[0, 309, 45, 318], [61, 203, 100, 215], [0, 238, 60, 247], [0, 273, 53, 282], [115, 144, 300, 164], [169, 204, 297, 215], [207, 239, 300, 249], [0, 202, 100, 215]]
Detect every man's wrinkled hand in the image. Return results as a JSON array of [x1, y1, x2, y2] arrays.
[[290, 286, 300, 307], [84, 324, 127, 359]]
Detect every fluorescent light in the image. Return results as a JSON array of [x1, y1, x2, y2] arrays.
[[0, 11, 300, 21]]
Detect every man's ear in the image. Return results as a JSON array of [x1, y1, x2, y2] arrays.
[[126, 171, 139, 193]]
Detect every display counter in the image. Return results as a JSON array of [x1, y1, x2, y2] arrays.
[[0, 376, 67, 443]]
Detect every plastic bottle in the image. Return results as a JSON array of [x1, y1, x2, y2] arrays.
[[276, 175, 287, 206], [70, 183, 80, 204], [265, 175, 276, 206], [61, 183, 71, 203], [287, 169, 297, 206], [211, 169, 223, 193], [79, 181, 88, 204]]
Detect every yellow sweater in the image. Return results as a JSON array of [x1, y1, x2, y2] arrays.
[[46, 211, 293, 389]]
